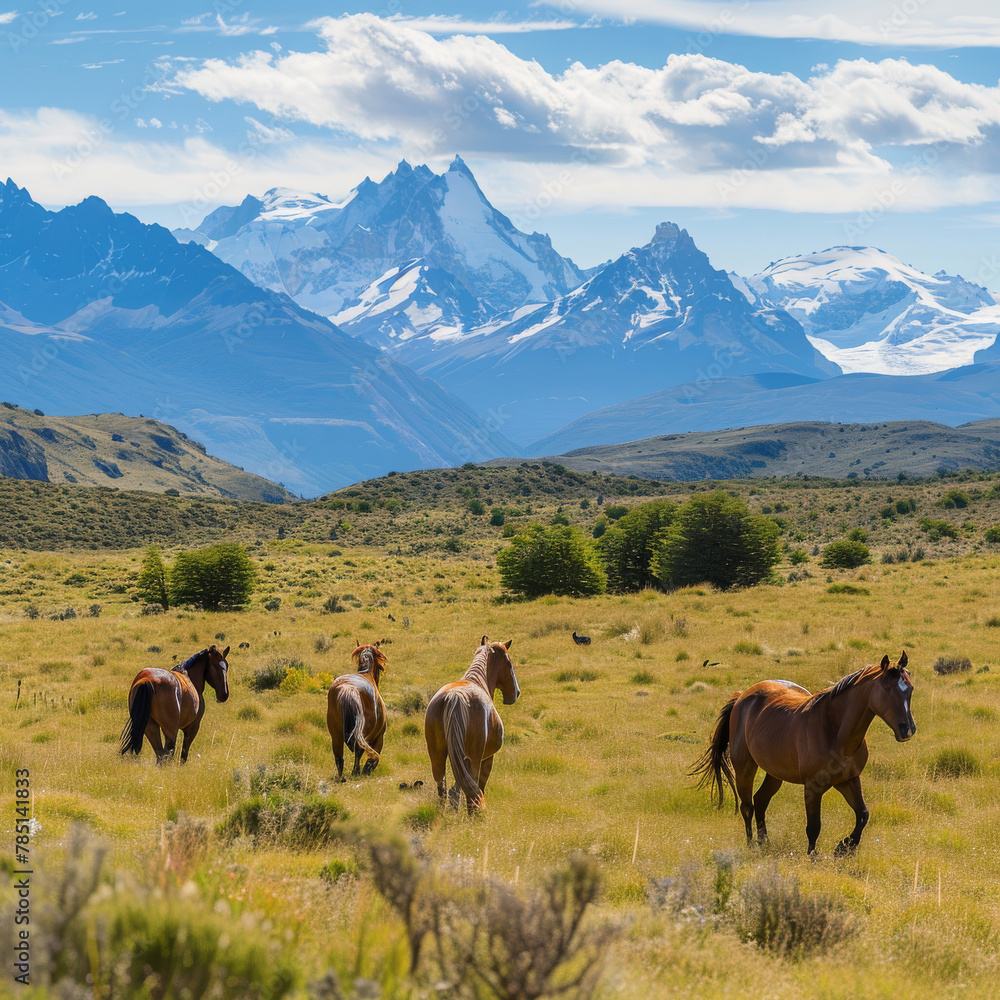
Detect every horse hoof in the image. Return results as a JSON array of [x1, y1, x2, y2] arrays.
[[337, 777, 347, 784], [833, 840, 855, 857]]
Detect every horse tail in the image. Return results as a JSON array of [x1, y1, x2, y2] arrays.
[[120, 680, 153, 755], [443, 698, 484, 811], [343, 687, 379, 762], [690, 695, 739, 812]]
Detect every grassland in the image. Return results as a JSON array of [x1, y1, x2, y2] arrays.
[[3, 468, 1000, 997]]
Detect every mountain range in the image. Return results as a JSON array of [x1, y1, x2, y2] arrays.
[[0, 177, 517, 495], [1, 158, 998, 496]]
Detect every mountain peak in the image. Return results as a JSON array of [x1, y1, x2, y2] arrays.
[[448, 154, 472, 175], [651, 222, 683, 244]]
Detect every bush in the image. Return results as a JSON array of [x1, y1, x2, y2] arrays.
[[932, 656, 972, 675], [650, 491, 780, 591], [788, 548, 809, 565], [931, 748, 980, 778], [820, 540, 871, 569], [940, 489, 970, 509], [827, 583, 870, 595], [919, 518, 958, 541], [497, 524, 607, 598], [984, 525, 1000, 543], [490, 507, 506, 527], [170, 542, 257, 610], [249, 659, 292, 692], [598, 499, 677, 593], [735, 868, 855, 958]]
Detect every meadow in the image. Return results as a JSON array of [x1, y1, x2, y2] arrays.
[[2, 468, 1000, 998]]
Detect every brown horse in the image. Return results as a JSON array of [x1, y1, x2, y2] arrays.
[[119, 645, 230, 761], [692, 651, 915, 854], [424, 637, 520, 815], [327, 642, 388, 782]]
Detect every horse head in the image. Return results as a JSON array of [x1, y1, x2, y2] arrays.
[[486, 638, 520, 706], [353, 642, 388, 688], [207, 644, 230, 703], [869, 651, 914, 742]]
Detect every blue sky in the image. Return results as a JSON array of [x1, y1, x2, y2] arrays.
[[3, 1, 1000, 281]]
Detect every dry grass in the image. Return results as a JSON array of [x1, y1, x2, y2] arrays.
[[4, 484, 1000, 996]]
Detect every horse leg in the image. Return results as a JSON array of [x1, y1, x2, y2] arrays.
[[753, 773, 783, 843], [144, 721, 165, 760], [733, 759, 758, 845], [179, 720, 200, 762], [351, 741, 364, 777], [362, 732, 384, 776], [160, 729, 179, 763], [804, 784, 827, 854], [477, 755, 494, 799], [832, 776, 869, 855]]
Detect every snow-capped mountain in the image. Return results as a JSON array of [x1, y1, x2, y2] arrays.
[[175, 157, 586, 347], [391, 222, 840, 443], [0, 179, 517, 494], [741, 247, 1000, 375]]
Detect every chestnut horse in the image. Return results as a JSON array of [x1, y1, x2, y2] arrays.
[[327, 642, 388, 782], [119, 645, 230, 761], [424, 637, 520, 814], [692, 652, 915, 854]]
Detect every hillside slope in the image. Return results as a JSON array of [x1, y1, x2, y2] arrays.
[[0, 404, 295, 502]]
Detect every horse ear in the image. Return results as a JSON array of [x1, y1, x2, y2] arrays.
[[897, 650, 908, 669], [481, 634, 489, 646], [355, 638, 360, 649], [879, 654, 890, 670], [223, 646, 230, 658], [503, 639, 512, 651]]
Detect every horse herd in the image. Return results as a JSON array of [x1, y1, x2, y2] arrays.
[[119, 638, 916, 852], [119, 636, 520, 816]]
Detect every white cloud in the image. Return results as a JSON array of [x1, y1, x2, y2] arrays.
[[171, 15, 1000, 180], [384, 14, 582, 34], [177, 12, 278, 36], [558, 0, 1000, 48], [75, 11, 97, 20], [0, 10, 17, 25]]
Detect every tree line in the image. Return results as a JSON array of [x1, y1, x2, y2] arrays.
[[496, 491, 783, 598]]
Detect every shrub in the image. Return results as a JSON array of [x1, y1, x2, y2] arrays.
[[468, 498, 485, 516], [651, 491, 780, 591], [940, 489, 970, 509], [249, 659, 292, 692], [734, 867, 855, 958], [827, 583, 870, 595], [931, 748, 980, 778], [820, 540, 871, 569], [732, 640, 763, 655], [319, 858, 358, 884], [932, 656, 973, 675], [919, 518, 958, 541], [788, 548, 809, 565], [263, 596, 282, 611], [598, 499, 677, 593], [170, 542, 257, 610], [984, 525, 1000, 543], [848, 527, 868, 543], [490, 507, 505, 526], [497, 524, 607, 598]]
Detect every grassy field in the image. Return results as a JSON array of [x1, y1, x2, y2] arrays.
[[2, 471, 1000, 997]]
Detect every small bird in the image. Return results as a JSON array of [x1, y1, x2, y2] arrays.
[[702, 659, 720, 667], [387, 613, 396, 622], [239, 642, 250, 649], [572, 631, 591, 646]]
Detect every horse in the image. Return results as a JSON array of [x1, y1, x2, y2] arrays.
[[119, 645, 230, 761], [424, 637, 520, 815], [691, 651, 915, 855], [327, 642, 388, 782]]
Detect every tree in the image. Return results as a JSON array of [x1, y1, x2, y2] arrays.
[[820, 540, 871, 569], [650, 491, 780, 591], [170, 543, 257, 611], [136, 545, 170, 609], [598, 499, 677, 593], [497, 524, 606, 598]]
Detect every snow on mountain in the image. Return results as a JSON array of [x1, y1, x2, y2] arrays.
[[175, 157, 586, 347], [390, 222, 840, 444], [741, 247, 1000, 375], [0, 178, 518, 494]]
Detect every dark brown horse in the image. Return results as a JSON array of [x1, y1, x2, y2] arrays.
[[692, 652, 915, 854], [119, 645, 230, 761], [424, 637, 520, 815], [327, 642, 388, 782]]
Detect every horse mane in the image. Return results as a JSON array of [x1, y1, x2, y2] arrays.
[[173, 649, 207, 675], [810, 664, 882, 705]]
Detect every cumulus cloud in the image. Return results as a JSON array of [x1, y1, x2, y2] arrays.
[[561, 0, 1000, 48], [0, 12, 17, 25], [171, 14, 1000, 179]]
